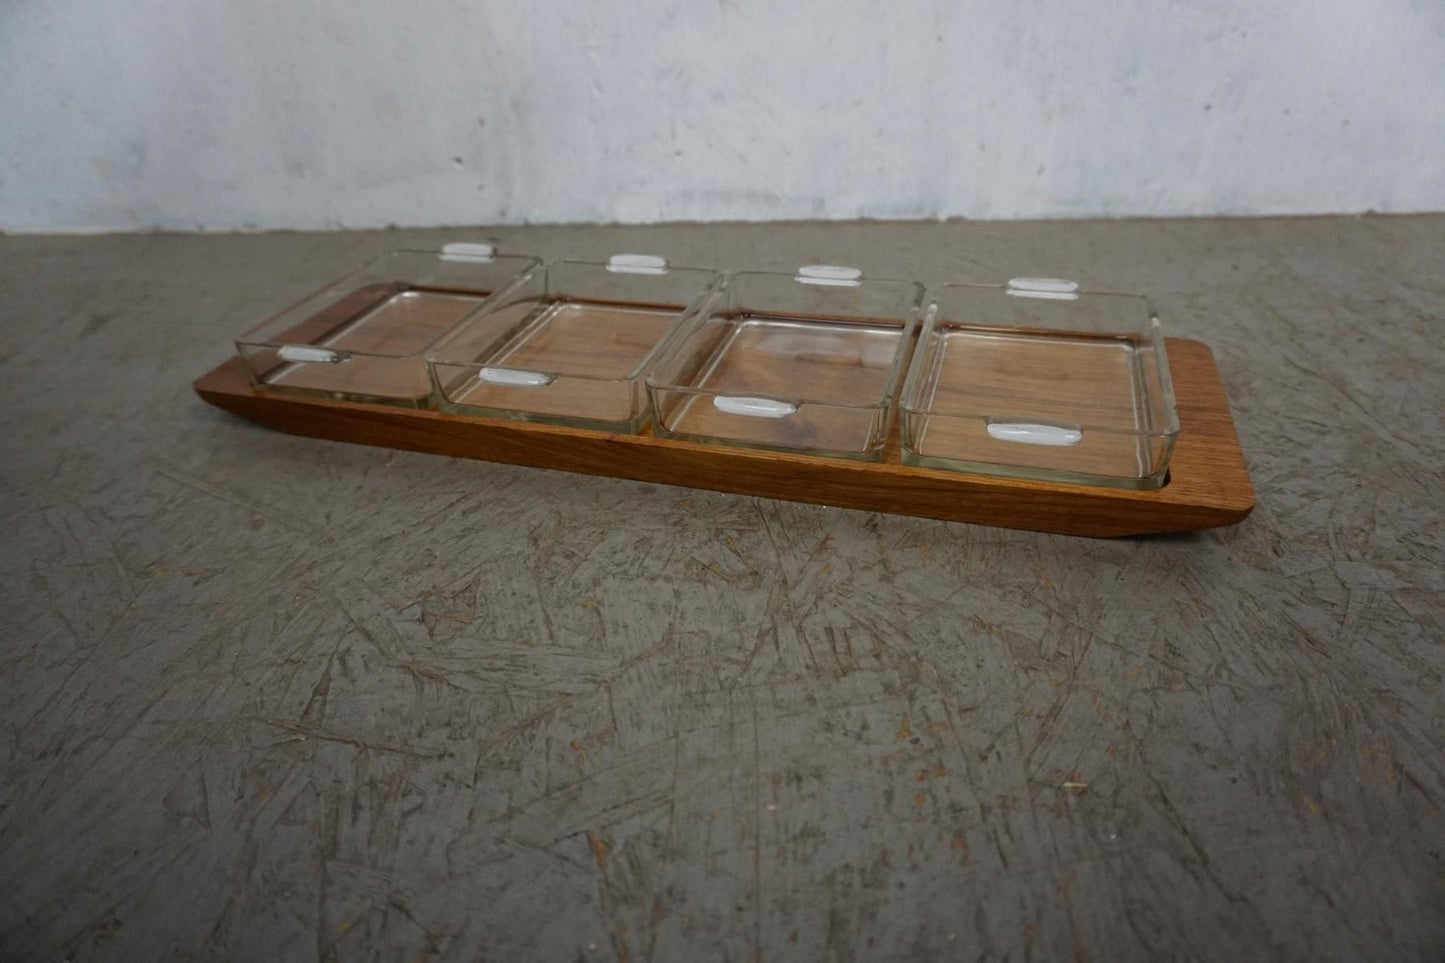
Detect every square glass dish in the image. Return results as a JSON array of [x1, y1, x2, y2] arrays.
[[646, 266, 925, 459], [899, 278, 1179, 489], [234, 244, 538, 407], [426, 254, 721, 432]]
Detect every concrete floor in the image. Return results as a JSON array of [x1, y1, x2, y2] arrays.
[[1, 215, 1442, 961]]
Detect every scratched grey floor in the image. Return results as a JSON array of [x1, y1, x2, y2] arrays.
[[1, 216, 1442, 962]]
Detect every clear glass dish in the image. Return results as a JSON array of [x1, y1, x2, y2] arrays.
[[899, 278, 1179, 489], [234, 244, 538, 407], [426, 255, 721, 432], [646, 266, 925, 459]]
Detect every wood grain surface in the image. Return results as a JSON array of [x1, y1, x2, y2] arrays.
[[194, 337, 1254, 537]]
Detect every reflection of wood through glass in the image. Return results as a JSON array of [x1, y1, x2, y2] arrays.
[[255, 284, 491, 402], [908, 325, 1168, 482], [448, 301, 681, 424], [480, 302, 677, 380], [666, 315, 902, 454]]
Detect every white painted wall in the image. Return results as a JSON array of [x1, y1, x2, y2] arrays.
[[3, 0, 1443, 232]]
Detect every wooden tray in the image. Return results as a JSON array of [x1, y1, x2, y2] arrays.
[[193, 337, 1253, 538]]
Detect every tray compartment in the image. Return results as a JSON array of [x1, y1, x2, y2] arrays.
[[900, 280, 1178, 488], [647, 268, 924, 459], [235, 246, 537, 407], [428, 256, 719, 431]]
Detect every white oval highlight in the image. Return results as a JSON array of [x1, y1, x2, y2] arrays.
[[713, 396, 797, 418], [987, 422, 1083, 446], [796, 265, 862, 287], [278, 345, 342, 364], [480, 367, 554, 387], [1006, 277, 1080, 300], [607, 253, 667, 275], [441, 241, 496, 262]]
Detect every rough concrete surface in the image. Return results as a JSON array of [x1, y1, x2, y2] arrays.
[[0, 216, 1442, 961]]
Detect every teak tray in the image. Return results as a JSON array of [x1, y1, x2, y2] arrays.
[[193, 337, 1253, 538]]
